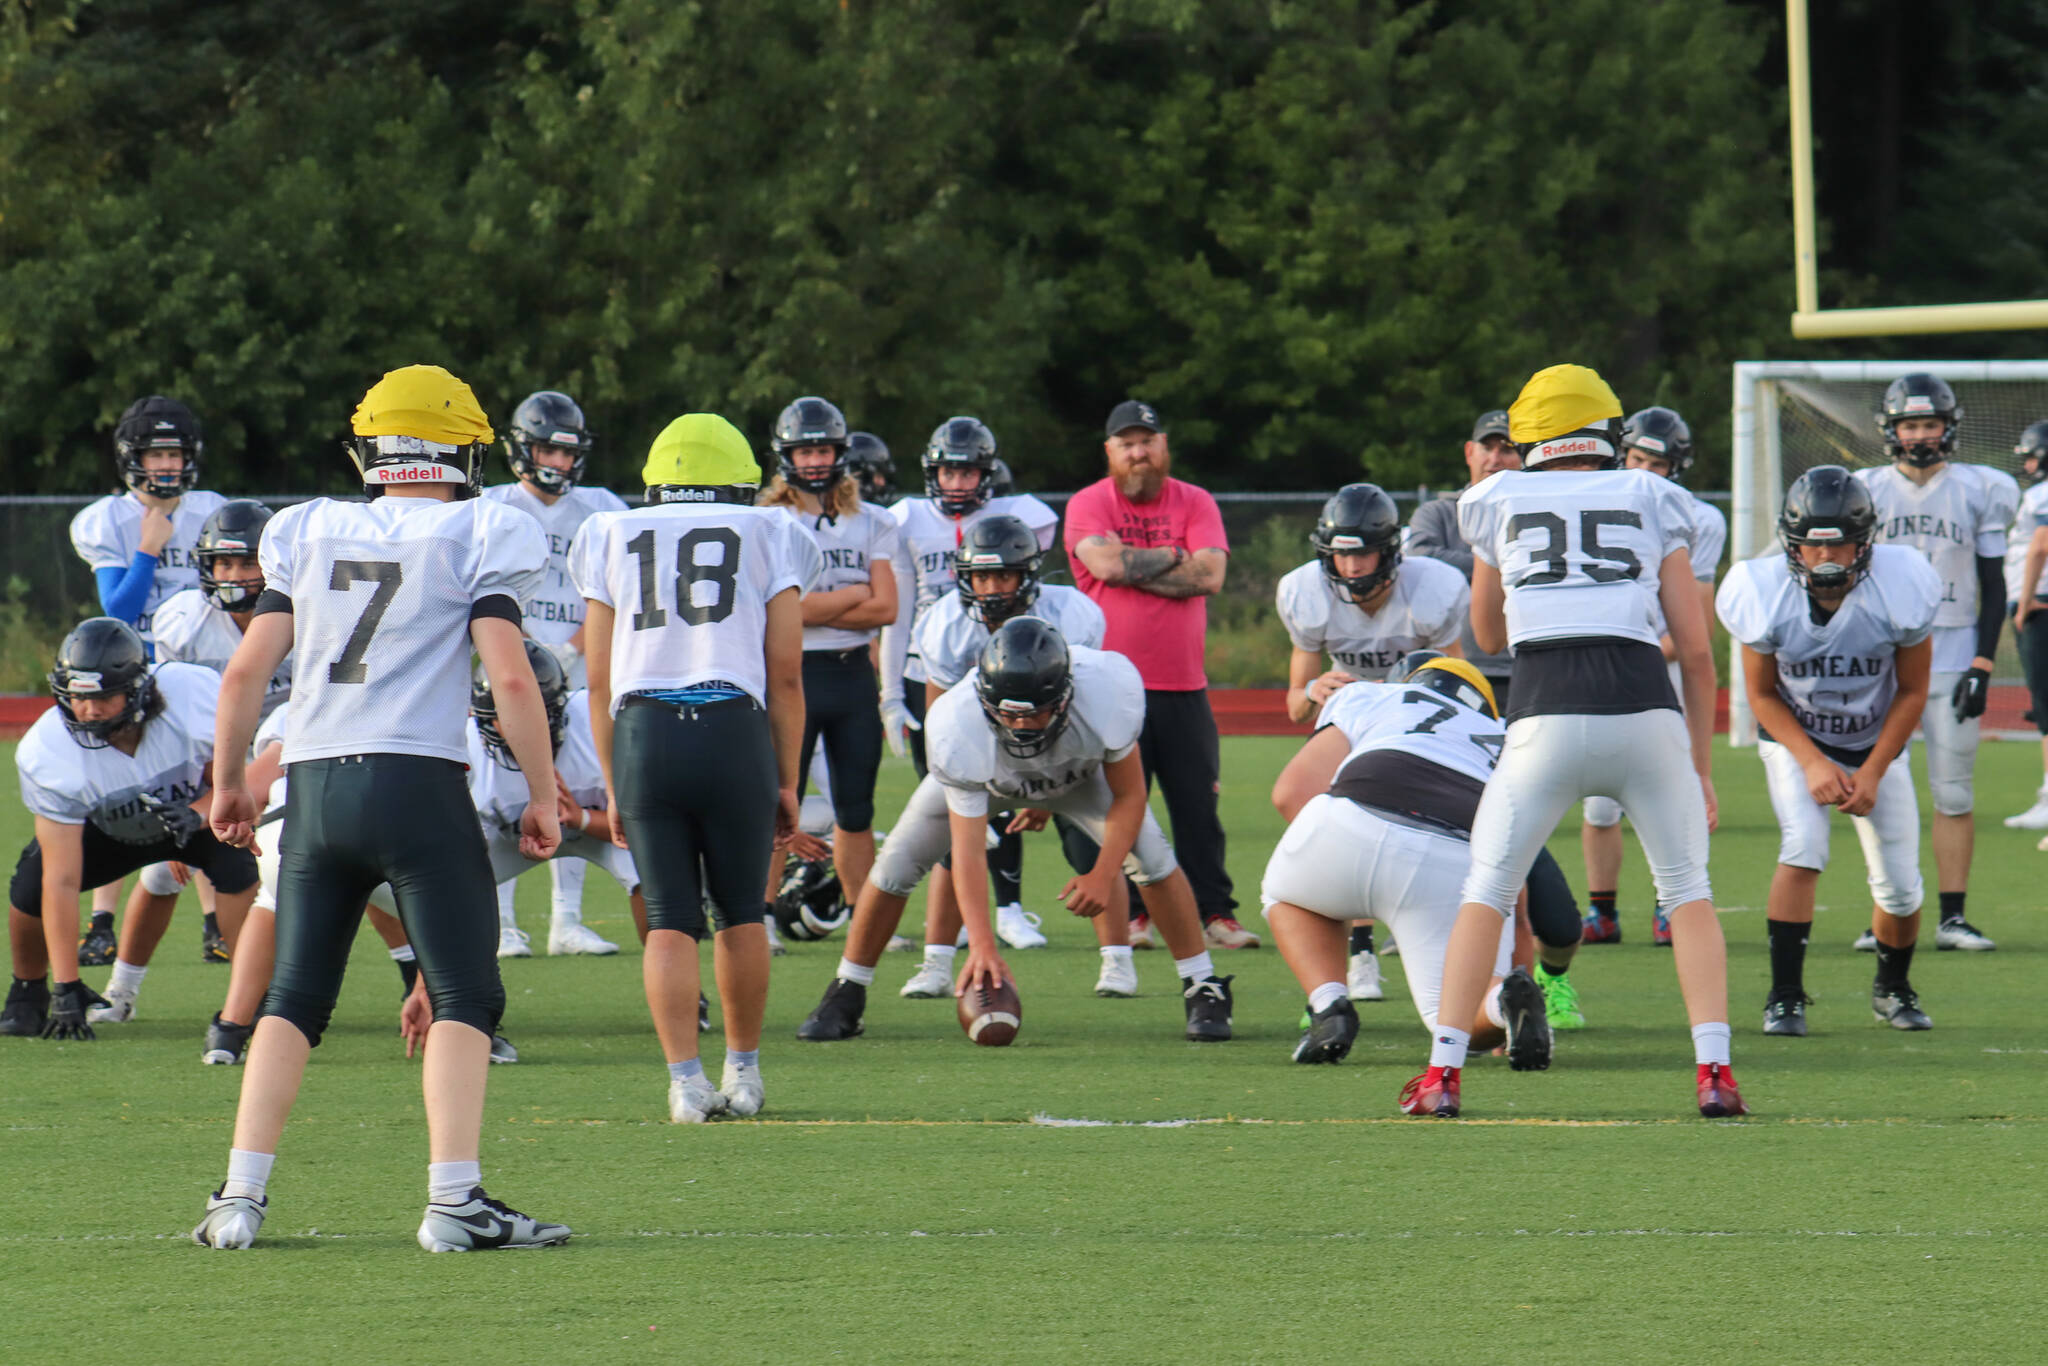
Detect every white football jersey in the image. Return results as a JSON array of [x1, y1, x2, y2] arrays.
[[465, 689, 610, 836], [926, 647, 1145, 817], [16, 661, 220, 842], [262, 496, 547, 765], [2004, 479, 2048, 605], [915, 586, 1107, 689], [886, 494, 1060, 684], [571, 502, 809, 712], [253, 705, 291, 814], [1459, 468, 1693, 648], [771, 501, 898, 651], [1315, 674, 1504, 788], [1716, 545, 1941, 755], [68, 489, 228, 644], [481, 481, 629, 645], [150, 586, 294, 720], [1856, 462, 2016, 626], [1642, 487, 1728, 638], [1274, 555, 1468, 680]]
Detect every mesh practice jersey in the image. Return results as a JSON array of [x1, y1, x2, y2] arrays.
[[69, 489, 228, 643], [884, 494, 1060, 686], [150, 586, 294, 721], [1314, 674, 1505, 789], [926, 646, 1144, 817], [771, 501, 898, 652], [465, 689, 609, 835], [481, 481, 629, 645], [16, 661, 220, 843], [916, 588, 1107, 689], [1275, 555, 1468, 679]]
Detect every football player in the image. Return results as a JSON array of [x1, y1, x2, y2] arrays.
[[1718, 466, 1940, 1036], [757, 397, 897, 927], [798, 618, 1237, 1045], [2, 618, 259, 1041], [845, 432, 898, 506], [1408, 363, 1739, 1120], [1851, 374, 2014, 952], [1262, 651, 1543, 1065], [1276, 482, 1469, 1002], [572, 413, 815, 1124], [2002, 421, 2048, 830], [900, 514, 1117, 997], [1579, 407, 1725, 947], [482, 390, 629, 959], [194, 365, 566, 1252]]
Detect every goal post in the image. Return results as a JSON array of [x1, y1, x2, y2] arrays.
[[1727, 359, 2048, 745]]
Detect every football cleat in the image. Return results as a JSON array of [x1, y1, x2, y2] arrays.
[[1182, 974, 1234, 1042], [1203, 917, 1262, 950], [668, 1074, 730, 1124], [2003, 793, 2048, 829], [1346, 950, 1385, 1002], [1292, 998, 1359, 1064], [900, 960, 954, 999], [86, 985, 137, 1025], [1127, 914, 1159, 950], [489, 1033, 520, 1064], [78, 919, 117, 968], [1852, 927, 1878, 952], [883, 933, 916, 953], [797, 977, 867, 1042], [720, 1060, 765, 1117], [1934, 919, 1995, 952], [496, 926, 533, 959], [1652, 907, 1673, 946], [766, 920, 789, 956], [1762, 988, 1811, 1037], [547, 922, 617, 956], [1872, 983, 1933, 1030], [417, 1188, 571, 1251], [698, 993, 712, 1033], [0, 977, 51, 1037], [996, 905, 1048, 949], [1498, 968, 1552, 1072], [201, 1013, 253, 1064], [1580, 912, 1621, 944], [1536, 966, 1585, 1031], [1398, 1066, 1460, 1117], [201, 922, 230, 964], [1696, 1063, 1749, 1117], [192, 1189, 267, 1249], [1094, 955, 1139, 999]]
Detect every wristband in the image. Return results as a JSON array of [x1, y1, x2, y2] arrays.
[[576, 806, 591, 834]]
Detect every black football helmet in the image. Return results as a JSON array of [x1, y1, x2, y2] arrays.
[[955, 515, 1044, 626], [772, 851, 849, 941], [1621, 406, 1694, 480], [49, 617, 155, 748], [505, 391, 595, 493], [1878, 374, 1960, 466], [771, 397, 851, 494], [1310, 483, 1401, 603], [2015, 420, 2048, 484], [988, 457, 1016, 499], [975, 617, 1073, 758], [1781, 464, 1877, 595], [195, 500, 275, 613], [471, 639, 571, 769], [114, 396, 202, 497], [1391, 648, 1500, 720], [846, 432, 896, 504], [923, 417, 999, 517]]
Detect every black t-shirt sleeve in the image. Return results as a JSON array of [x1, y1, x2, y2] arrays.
[[469, 594, 523, 625]]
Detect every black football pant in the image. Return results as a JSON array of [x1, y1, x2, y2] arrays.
[[799, 648, 884, 832]]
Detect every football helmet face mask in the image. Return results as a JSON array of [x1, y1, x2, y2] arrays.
[[845, 432, 896, 504], [50, 617, 154, 749], [114, 396, 203, 498], [195, 500, 275, 613], [1310, 483, 1401, 603], [1621, 406, 1694, 480], [471, 640, 571, 770], [771, 397, 851, 494], [505, 391, 595, 494], [975, 617, 1074, 759], [2016, 420, 2048, 484], [1879, 373, 1960, 467], [923, 416, 999, 517], [1780, 464, 1877, 597], [1391, 648, 1500, 720], [954, 515, 1044, 626]]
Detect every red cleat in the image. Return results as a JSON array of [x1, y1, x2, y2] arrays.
[[1580, 913, 1621, 945], [1652, 908, 1673, 946], [1398, 1066, 1461, 1117], [1696, 1063, 1750, 1117]]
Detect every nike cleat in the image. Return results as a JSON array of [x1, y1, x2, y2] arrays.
[[1537, 966, 1585, 1031], [1093, 955, 1138, 999], [489, 1033, 520, 1064], [192, 1189, 267, 1249], [1762, 989, 1810, 1037], [720, 1060, 765, 1117], [1696, 1063, 1749, 1117], [86, 985, 138, 1025], [1852, 928, 1877, 952], [1183, 974, 1234, 1042], [201, 921, 230, 964], [1127, 914, 1158, 950], [796, 977, 867, 1041], [1398, 1066, 1461, 1117], [899, 960, 953, 999], [1580, 912, 1621, 945], [1499, 968, 1552, 1072], [1291, 997, 1359, 1064], [1934, 919, 1995, 952], [1872, 983, 1933, 1030], [668, 1074, 730, 1124], [417, 1188, 570, 1251], [547, 922, 618, 956]]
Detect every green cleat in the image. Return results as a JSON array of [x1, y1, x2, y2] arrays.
[[1536, 964, 1585, 1031]]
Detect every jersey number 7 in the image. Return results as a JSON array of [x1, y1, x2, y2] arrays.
[[329, 560, 403, 684]]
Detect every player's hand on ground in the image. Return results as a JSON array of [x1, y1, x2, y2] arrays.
[[42, 980, 110, 1041], [210, 785, 259, 850], [1801, 756, 1852, 808], [1839, 763, 1884, 817], [138, 503, 175, 556], [880, 697, 920, 758], [1698, 773, 1719, 833], [1058, 869, 1117, 919], [954, 941, 1011, 996], [519, 802, 561, 862], [399, 981, 432, 1058], [1006, 808, 1052, 834]]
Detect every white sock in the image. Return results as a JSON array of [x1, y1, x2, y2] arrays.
[[1099, 944, 1134, 967], [997, 902, 1023, 918], [922, 944, 958, 969], [1482, 981, 1507, 1029], [1307, 980, 1347, 1014], [1174, 950, 1216, 983], [1691, 1022, 1732, 1067], [549, 858, 587, 927], [836, 958, 876, 987], [108, 959, 146, 995], [496, 879, 518, 931], [389, 945, 416, 964], [428, 1160, 482, 1205], [222, 1148, 274, 1201], [1429, 1025, 1471, 1071]]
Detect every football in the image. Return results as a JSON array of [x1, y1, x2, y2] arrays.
[[956, 978, 1023, 1047]]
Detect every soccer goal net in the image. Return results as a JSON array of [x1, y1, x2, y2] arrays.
[[1728, 360, 2048, 744]]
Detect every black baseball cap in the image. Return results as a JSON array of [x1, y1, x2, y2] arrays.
[[1470, 409, 1511, 441], [1106, 400, 1166, 437]]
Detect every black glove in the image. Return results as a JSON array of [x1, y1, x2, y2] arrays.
[[1951, 667, 1992, 723], [42, 980, 109, 1041], [136, 791, 205, 846]]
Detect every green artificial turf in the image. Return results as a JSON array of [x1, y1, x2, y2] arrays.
[[6, 737, 2048, 1363]]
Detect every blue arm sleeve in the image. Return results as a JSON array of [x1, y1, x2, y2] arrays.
[[95, 555, 159, 623]]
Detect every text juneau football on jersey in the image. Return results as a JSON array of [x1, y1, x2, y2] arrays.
[[1778, 654, 1887, 680]]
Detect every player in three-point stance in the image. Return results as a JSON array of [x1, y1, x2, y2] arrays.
[[1851, 373, 2015, 952], [1404, 363, 1740, 1120], [798, 618, 1237, 1045], [1718, 466, 1941, 1037], [1262, 651, 1546, 1067], [572, 414, 814, 1123], [194, 365, 568, 1252]]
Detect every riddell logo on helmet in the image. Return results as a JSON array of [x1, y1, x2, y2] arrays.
[[1528, 436, 1613, 463], [373, 463, 457, 483]]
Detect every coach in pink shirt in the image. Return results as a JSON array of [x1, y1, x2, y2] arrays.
[[1065, 401, 1255, 949]]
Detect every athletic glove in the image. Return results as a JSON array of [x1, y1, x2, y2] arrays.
[[880, 696, 921, 759], [42, 980, 110, 1041], [136, 791, 206, 846], [1951, 667, 1992, 723]]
